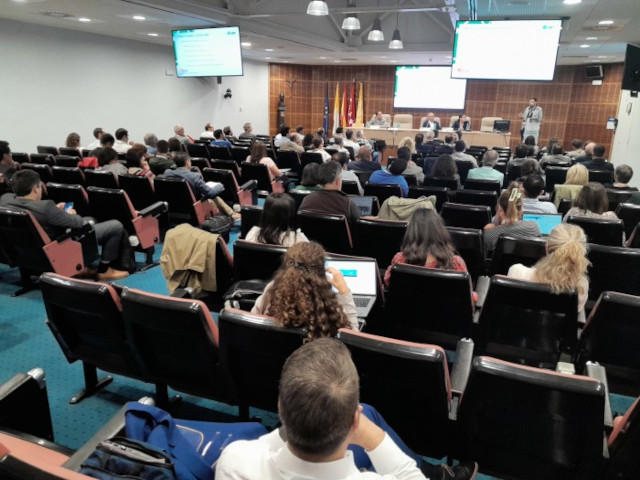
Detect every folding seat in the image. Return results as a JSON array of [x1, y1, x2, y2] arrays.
[[586, 243, 640, 305], [117, 174, 156, 210], [154, 176, 215, 228], [455, 356, 605, 480], [402, 173, 417, 186], [604, 396, 640, 478], [20, 163, 53, 183], [441, 202, 491, 230], [86, 187, 167, 266], [558, 197, 573, 216], [300, 152, 323, 169], [341, 180, 361, 195], [506, 164, 523, 183], [10, 152, 29, 164], [434, 144, 453, 155], [120, 288, 234, 407], [447, 226, 486, 284], [40, 273, 150, 404], [452, 189, 498, 214], [363, 183, 402, 205], [463, 178, 501, 196], [51, 166, 85, 186], [53, 155, 80, 168], [344, 145, 356, 161], [474, 275, 578, 368], [211, 159, 242, 181], [337, 329, 455, 458], [218, 308, 307, 418], [353, 170, 373, 185], [628, 222, 640, 248], [454, 160, 474, 185], [0, 207, 98, 296], [297, 210, 352, 254], [208, 145, 231, 160], [186, 142, 211, 159], [37, 146, 58, 155], [408, 185, 449, 211], [422, 156, 439, 176], [567, 215, 624, 246], [29, 154, 55, 166], [423, 176, 460, 190], [544, 166, 569, 193], [275, 150, 302, 177], [385, 263, 475, 349], [240, 205, 263, 238], [83, 169, 118, 189], [202, 167, 256, 207], [589, 169, 613, 185], [45, 183, 91, 217], [615, 202, 640, 239], [232, 239, 287, 282], [352, 218, 407, 269], [189, 157, 211, 171], [57, 147, 82, 158], [240, 162, 285, 195], [230, 146, 250, 165], [488, 235, 547, 276], [288, 189, 313, 211]]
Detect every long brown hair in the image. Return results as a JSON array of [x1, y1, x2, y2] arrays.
[[262, 242, 350, 340], [250, 140, 267, 164], [401, 209, 456, 269]]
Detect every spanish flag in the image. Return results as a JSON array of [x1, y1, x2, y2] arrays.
[[333, 82, 340, 133], [340, 83, 347, 127]]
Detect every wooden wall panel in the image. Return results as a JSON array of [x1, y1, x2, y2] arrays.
[[269, 63, 623, 155]]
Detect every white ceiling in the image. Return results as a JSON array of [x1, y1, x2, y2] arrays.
[[1, 0, 638, 66]]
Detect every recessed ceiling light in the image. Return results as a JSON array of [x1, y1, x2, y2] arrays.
[[597, 55, 608, 58], [598, 20, 614, 25], [319, 56, 327, 59], [265, 56, 271, 59], [379, 56, 387, 59], [586, 36, 598, 40], [563, 0, 581, 4], [78, 17, 91, 22], [444, 55, 452, 59], [283, 60, 289, 63], [390, 60, 397, 63], [580, 44, 590, 48], [148, 33, 158, 37], [241, 42, 252, 47], [265, 48, 274, 52], [133, 15, 146, 21], [334, 60, 341, 63]]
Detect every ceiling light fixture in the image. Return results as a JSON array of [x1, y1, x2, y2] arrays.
[[241, 42, 252, 47], [148, 33, 158, 37], [598, 20, 614, 25], [389, 10, 403, 49], [133, 15, 146, 21], [265, 48, 274, 52], [368, 16, 384, 41], [586, 36, 598, 40], [342, 0, 360, 30], [306, 1, 329, 16], [78, 17, 91, 22], [580, 44, 590, 48], [562, 0, 581, 4]]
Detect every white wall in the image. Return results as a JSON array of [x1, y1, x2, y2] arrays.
[[0, 18, 269, 153], [611, 90, 640, 188]]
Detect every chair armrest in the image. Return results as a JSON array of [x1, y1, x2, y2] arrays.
[[56, 222, 93, 243], [450, 338, 474, 396], [239, 180, 257, 191], [138, 201, 168, 218], [63, 397, 155, 471], [171, 287, 194, 299], [475, 276, 490, 309], [585, 362, 613, 430]]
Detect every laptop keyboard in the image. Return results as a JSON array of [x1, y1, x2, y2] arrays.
[[354, 297, 371, 308]]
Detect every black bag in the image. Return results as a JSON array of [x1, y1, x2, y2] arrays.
[[201, 215, 232, 242], [79, 437, 177, 480], [223, 279, 268, 310]]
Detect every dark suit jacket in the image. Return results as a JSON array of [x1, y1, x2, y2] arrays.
[[299, 189, 361, 224], [452, 120, 470, 131], [421, 120, 441, 130], [348, 161, 382, 172], [582, 158, 614, 172]]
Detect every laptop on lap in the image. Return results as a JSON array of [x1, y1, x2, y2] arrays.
[[325, 258, 377, 318]]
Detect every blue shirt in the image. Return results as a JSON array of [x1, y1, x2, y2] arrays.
[[368, 170, 409, 197], [210, 140, 232, 147], [164, 168, 224, 199]]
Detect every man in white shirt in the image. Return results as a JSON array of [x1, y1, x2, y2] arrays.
[[279, 134, 304, 154], [522, 174, 557, 214], [86, 127, 104, 150], [451, 140, 478, 168], [216, 339, 477, 480], [274, 125, 291, 148], [343, 129, 360, 156], [113, 128, 132, 154]]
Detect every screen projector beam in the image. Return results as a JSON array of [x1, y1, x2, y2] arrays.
[[393, 66, 467, 110]]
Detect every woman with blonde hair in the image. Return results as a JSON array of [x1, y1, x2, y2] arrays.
[[553, 163, 588, 208], [508, 223, 590, 321], [252, 242, 358, 339], [66, 132, 81, 148], [399, 136, 416, 154]]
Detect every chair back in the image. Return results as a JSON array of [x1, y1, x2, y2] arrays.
[[452, 189, 498, 214], [186, 143, 211, 159], [457, 356, 604, 480], [45, 183, 91, 218], [386, 264, 474, 349], [51, 166, 85, 186], [607, 190, 635, 213], [341, 180, 360, 195], [616, 203, 640, 239], [29, 154, 55, 166], [190, 158, 211, 172], [37, 146, 58, 156], [54, 155, 80, 168], [10, 152, 30, 164], [20, 163, 53, 184], [230, 147, 250, 165], [364, 183, 402, 205], [489, 235, 547, 276], [297, 210, 352, 254], [86, 187, 137, 233], [424, 176, 459, 190], [441, 202, 491, 230], [463, 178, 500, 195], [544, 166, 569, 194], [447, 227, 486, 283], [208, 145, 231, 160], [275, 150, 301, 176], [233, 240, 288, 281], [288, 189, 313, 212], [300, 152, 323, 169], [84, 169, 118, 189], [154, 176, 209, 227], [408, 186, 448, 211], [558, 197, 573, 216], [454, 160, 474, 185], [589, 169, 613, 185], [352, 218, 407, 269], [567, 216, 624, 246], [118, 174, 156, 210], [203, 168, 241, 205], [210, 159, 242, 181], [392, 114, 414, 128], [241, 162, 278, 193], [586, 243, 640, 302], [605, 396, 640, 478], [337, 329, 452, 458], [476, 276, 578, 368], [479, 117, 502, 132], [240, 205, 263, 238]]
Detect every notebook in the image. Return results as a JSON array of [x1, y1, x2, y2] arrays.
[[349, 195, 374, 216], [325, 259, 377, 318], [523, 213, 562, 236]]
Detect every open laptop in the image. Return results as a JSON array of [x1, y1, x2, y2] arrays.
[[325, 258, 377, 318], [523, 213, 562, 236], [349, 195, 374, 216]]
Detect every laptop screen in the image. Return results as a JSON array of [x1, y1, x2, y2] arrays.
[[522, 213, 562, 235], [349, 195, 373, 216], [324, 260, 377, 296]]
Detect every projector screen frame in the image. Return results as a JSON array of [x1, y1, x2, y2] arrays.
[[393, 65, 468, 111]]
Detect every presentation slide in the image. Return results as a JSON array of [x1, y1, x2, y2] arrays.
[[452, 20, 562, 81], [393, 66, 467, 110], [325, 260, 377, 295], [172, 26, 243, 78]]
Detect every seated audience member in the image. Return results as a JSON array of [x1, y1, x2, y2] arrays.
[[483, 185, 542, 253], [302, 133, 315, 150], [316, 127, 330, 145], [574, 141, 595, 164], [98, 147, 128, 176], [522, 174, 557, 213], [149, 140, 175, 175], [309, 135, 331, 162], [343, 129, 360, 156], [563, 182, 619, 222], [86, 127, 104, 150], [582, 144, 613, 172], [540, 144, 570, 170], [167, 136, 183, 154], [332, 126, 345, 142], [384, 209, 468, 287], [239, 122, 255, 140], [507, 144, 537, 176], [88, 133, 114, 157], [223, 126, 237, 143], [216, 338, 478, 480], [143, 133, 158, 155], [333, 152, 363, 195], [0, 169, 129, 280], [245, 193, 308, 247], [252, 242, 358, 334], [294, 163, 322, 192], [200, 122, 214, 139], [415, 133, 430, 155], [467, 150, 504, 184], [523, 135, 538, 154], [444, 134, 456, 148], [429, 154, 460, 188], [452, 114, 471, 132], [174, 124, 194, 145], [519, 158, 542, 179], [210, 129, 232, 148], [65, 132, 81, 149], [247, 140, 282, 179], [294, 125, 305, 142], [113, 128, 132, 154], [355, 129, 373, 148], [125, 144, 154, 179], [299, 161, 361, 224], [553, 163, 589, 208], [536, 137, 558, 159], [279, 133, 305, 154], [274, 125, 291, 148], [451, 140, 478, 167], [398, 136, 416, 154], [369, 157, 409, 198], [609, 164, 638, 191], [368, 110, 389, 127], [348, 145, 381, 172], [0, 140, 19, 179], [566, 139, 585, 159], [397, 146, 424, 184], [332, 137, 349, 155]]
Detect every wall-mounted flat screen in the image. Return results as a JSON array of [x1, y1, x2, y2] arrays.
[[622, 44, 640, 91], [172, 26, 243, 78], [452, 20, 562, 81], [394, 66, 467, 110]]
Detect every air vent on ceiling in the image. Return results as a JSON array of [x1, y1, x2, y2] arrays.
[[341, 58, 359, 61], [40, 11, 74, 18], [278, 56, 294, 60], [583, 25, 623, 32]]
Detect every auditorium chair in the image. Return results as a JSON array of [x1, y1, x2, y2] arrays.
[[447, 226, 486, 285], [57, 147, 82, 158], [557, 197, 573, 216], [120, 288, 233, 408], [419, 115, 440, 127], [567, 215, 624, 246], [586, 243, 640, 307], [218, 308, 307, 419], [240, 205, 262, 238], [474, 276, 578, 368], [454, 160, 474, 185], [544, 166, 569, 194], [190, 157, 211, 171], [37, 146, 59, 156], [341, 180, 361, 195], [455, 356, 604, 480], [608, 191, 636, 213], [20, 163, 53, 184], [202, 168, 256, 207], [0, 207, 98, 296], [422, 155, 439, 176], [186, 142, 211, 159], [488, 235, 547, 276], [337, 329, 456, 459], [45, 183, 91, 217], [385, 264, 475, 350], [616, 202, 640, 239], [288, 189, 313, 212], [51, 166, 85, 186], [452, 189, 498, 214], [211, 159, 242, 181], [408, 185, 449, 211], [232, 239, 287, 282], [506, 164, 522, 183], [208, 145, 231, 160], [627, 222, 640, 248], [344, 145, 355, 161], [392, 114, 413, 128], [83, 169, 118, 189], [300, 152, 323, 169], [402, 174, 417, 186], [154, 176, 215, 228], [29, 154, 55, 166], [53, 155, 80, 168], [589, 169, 614, 185], [275, 150, 302, 177], [353, 170, 373, 186], [10, 152, 29, 164], [364, 183, 402, 205], [479, 117, 502, 132], [441, 202, 492, 230], [423, 176, 460, 190], [117, 174, 156, 210], [604, 396, 640, 478], [297, 211, 352, 254], [352, 218, 407, 269], [230, 146, 250, 165], [240, 162, 285, 195], [463, 179, 501, 196]]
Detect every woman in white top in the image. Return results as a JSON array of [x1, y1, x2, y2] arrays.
[[310, 135, 331, 162], [245, 193, 308, 247], [246, 140, 281, 179], [508, 223, 590, 323]]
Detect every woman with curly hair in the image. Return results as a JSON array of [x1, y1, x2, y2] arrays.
[[508, 223, 590, 321], [252, 242, 358, 339]]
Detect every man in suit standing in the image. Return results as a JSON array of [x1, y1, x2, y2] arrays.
[[518, 98, 543, 144], [421, 112, 441, 133]]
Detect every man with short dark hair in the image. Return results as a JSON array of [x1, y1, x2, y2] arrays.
[[507, 144, 538, 176], [148, 140, 175, 175], [467, 150, 504, 184], [299, 161, 361, 224], [86, 127, 104, 150], [210, 129, 232, 148], [566, 139, 585, 159], [223, 126, 237, 143], [0, 169, 129, 280], [582, 144, 613, 173], [540, 144, 570, 170], [610, 164, 637, 191], [0, 141, 18, 192], [348, 146, 381, 172], [274, 125, 291, 147], [369, 156, 409, 197], [521, 174, 557, 213], [451, 140, 477, 167], [113, 128, 131, 154]]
